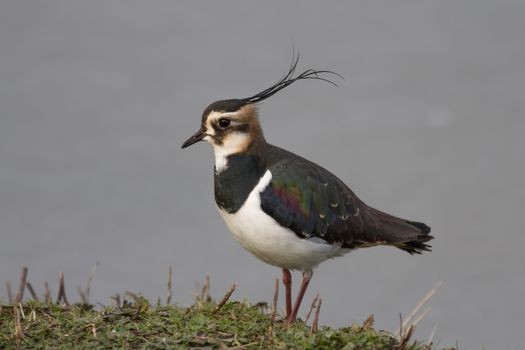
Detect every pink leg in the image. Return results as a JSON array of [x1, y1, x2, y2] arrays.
[[288, 270, 313, 324], [282, 268, 292, 318]]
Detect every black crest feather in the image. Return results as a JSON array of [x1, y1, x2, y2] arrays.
[[240, 52, 342, 105]]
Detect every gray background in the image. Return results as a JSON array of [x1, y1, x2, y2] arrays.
[[1, 1, 524, 349]]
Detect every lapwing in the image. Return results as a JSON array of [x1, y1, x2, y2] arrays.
[[182, 55, 433, 324]]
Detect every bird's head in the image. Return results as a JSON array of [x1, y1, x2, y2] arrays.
[[182, 54, 340, 170], [181, 99, 263, 155]]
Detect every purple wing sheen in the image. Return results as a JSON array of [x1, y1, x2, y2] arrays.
[[259, 157, 432, 253], [260, 158, 366, 246]]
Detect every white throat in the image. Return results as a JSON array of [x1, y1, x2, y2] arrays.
[[211, 132, 250, 173]]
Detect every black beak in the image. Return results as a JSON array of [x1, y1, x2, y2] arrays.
[[181, 129, 206, 149]]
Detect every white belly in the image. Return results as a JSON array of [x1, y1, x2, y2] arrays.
[[218, 170, 348, 271]]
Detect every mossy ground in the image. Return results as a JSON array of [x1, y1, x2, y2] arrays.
[[0, 296, 444, 350]]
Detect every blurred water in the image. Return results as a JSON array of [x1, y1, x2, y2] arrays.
[[1, 1, 524, 349]]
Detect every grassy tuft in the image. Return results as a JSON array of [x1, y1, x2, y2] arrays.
[[1, 267, 452, 349], [0, 297, 443, 350]]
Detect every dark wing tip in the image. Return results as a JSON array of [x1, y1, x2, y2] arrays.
[[406, 220, 431, 234], [400, 220, 433, 254], [399, 236, 434, 255]]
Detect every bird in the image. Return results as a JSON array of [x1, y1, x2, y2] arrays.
[[181, 55, 433, 324]]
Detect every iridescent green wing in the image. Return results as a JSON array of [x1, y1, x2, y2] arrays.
[[260, 158, 366, 245]]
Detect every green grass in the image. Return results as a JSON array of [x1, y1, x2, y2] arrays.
[[0, 296, 445, 350], [1, 267, 452, 349]]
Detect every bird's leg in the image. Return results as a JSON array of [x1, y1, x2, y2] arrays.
[[282, 268, 292, 318], [288, 270, 313, 324]]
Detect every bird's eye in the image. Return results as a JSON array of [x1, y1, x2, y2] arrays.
[[218, 118, 231, 128]]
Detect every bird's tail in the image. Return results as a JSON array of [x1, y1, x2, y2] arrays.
[[368, 208, 433, 255]]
